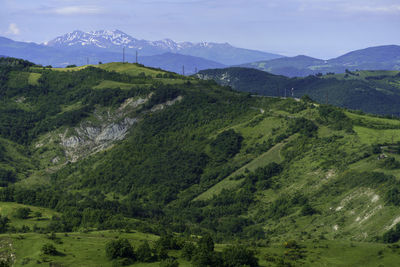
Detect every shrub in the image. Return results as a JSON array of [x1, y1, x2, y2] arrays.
[[41, 243, 58, 255], [181, 242, 195, 261], [221, 244, 259, 267], [14, 207, 31, 219], [301, 203, 317, 216], [159, 258, 179, 267], [288, 118, 318, 137], [211, 130, 243, 162], [386, 187, 400, 206], [383, 223, 400, 243], [105, 238, 136, 260], [0, 215, 9, 233], [136, 241, 153, 262]]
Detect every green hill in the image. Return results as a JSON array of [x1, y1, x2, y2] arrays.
[[198, 67, 400, 116], [3, 58, 400, 266]]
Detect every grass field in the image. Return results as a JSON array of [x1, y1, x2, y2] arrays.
[[93, 80, 150, 90], [354, 126, 400, 144], [27, 73, 41, 86], [51, 65, 92, 72], [3, 230, 400, 266], [97, 63, 166, 77], [0, 202, 59, 229]]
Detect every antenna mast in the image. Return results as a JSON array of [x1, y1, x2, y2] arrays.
[[122, 46, 125, 63], [182, 65, 185, 76]]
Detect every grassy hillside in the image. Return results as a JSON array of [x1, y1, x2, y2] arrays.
[[3, 57, 400, 266]]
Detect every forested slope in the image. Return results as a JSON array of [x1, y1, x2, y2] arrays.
[[198, 67, 400, 116]]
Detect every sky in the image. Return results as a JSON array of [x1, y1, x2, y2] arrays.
[[0, 0, 399, 59]]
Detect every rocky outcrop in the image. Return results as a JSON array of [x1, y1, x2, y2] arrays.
[[59, 97, 146, 162], [58, 95, 182, 162]]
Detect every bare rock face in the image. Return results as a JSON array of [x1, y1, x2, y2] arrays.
[[59, 97, 146, 162], [58, 95, 182, 162], [62, 136, 83, 148]]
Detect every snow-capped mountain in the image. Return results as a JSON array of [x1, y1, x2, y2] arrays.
[[46, 30, 226, 50], [44, 30, 283, 65]]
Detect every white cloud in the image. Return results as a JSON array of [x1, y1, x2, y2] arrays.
[[6, 23, 20, 35], [344, 4, 400, 14], [47, 5, 103, 15]]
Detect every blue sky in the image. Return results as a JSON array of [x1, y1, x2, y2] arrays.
[[1, 0, 399, 59]]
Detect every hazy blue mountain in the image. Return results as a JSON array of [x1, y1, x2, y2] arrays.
[[329, 45, 400, 67], [139, 52, 225, 74], [241, 45, 400, 77], [0, 36, 225, 73], [44, 29, 283, 65]]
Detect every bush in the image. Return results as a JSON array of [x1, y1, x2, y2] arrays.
[[181, 242, 195, 261], [380, 157, 400, 169], [210, 129, 243, 161], [0, 215, 9, 233], [105, 238, 136, 260], [383, 223, 400, 243], [14, 207, 31, 219], [136, 241, 153, 262], [159, 258, 179, 267], [386, 187, 400, 206], [198, 234, 214, 252], [41, 243, 58, 255], [221, 244, 259, 267], [288, 118, 318, 137], [301, 203, 317, 216]]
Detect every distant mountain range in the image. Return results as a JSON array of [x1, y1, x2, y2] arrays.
[[44, 30, 282, 65], [0, 35, 225, 74], [241, 45, 400, 77], [0, 30, 399, 76]]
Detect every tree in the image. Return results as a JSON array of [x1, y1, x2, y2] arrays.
[[41, 243, 58, 255], [211, 130, 243, 161], [136, 241, 153, 262], [192, 234, 219, 267], [198, 234, 214, 252], [14, 207, 31, 219], [383, 223, 400, 243], [105, 238, 136, 260], [0, 215, 9, 233], [301, 203, 317, 216], [181, 242, 195, 261], [159, 258, 179, 267], [221, 244, 259, 267]]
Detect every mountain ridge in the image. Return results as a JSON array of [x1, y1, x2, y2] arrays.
[[241, 45, 400, 77], [44, 29, 283, 65]]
